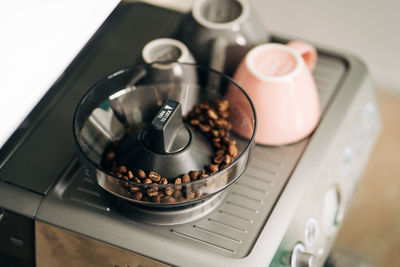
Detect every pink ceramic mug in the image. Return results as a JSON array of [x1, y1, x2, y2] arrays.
[[230, 41, 320, 145]]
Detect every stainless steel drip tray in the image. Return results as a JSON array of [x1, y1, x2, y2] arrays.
[[36, 53, 346, 260]]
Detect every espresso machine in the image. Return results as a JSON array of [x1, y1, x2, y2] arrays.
[[0, 1, 380, 266]]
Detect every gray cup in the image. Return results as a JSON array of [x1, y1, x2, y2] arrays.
[[178, 0, 268, 75]]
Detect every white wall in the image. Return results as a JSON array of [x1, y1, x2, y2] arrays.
[[251, 0, 400, 93]]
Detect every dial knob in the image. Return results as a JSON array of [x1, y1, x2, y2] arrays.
[[291, 243, 317, 267]]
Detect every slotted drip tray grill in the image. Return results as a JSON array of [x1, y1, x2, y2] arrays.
[[60, 54, 345, 258]]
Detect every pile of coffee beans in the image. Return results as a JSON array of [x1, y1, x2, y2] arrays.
[[102, 98, 238, 204]]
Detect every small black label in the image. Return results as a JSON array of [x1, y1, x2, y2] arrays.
[[154, 101, 178, 126]]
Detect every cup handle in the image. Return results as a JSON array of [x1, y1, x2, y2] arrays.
[[210, 37, 228, 73], [287, 41, 317, 71]]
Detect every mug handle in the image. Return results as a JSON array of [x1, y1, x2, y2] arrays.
[[287, 40, 317, 71], [210, 37, 228, 73]]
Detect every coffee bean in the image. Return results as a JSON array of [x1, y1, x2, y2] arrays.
[[130, 185, 140, 192], [132, 176, 141, 183], [132, 191, 142, 200], [213, 155, 224, 164], [182, 174, 190, 183], [208, 119, 216, 128], [215, 119, 228, 128], [165, 186, 174, 196], [174, 178, 182, 190], [216, 149, 225, 156], [172, 190, 183, 200], [127, 171, 134, 179], [224, 154, 232, 165], [216, 99, 229, 112], [137, 169, 146, 179], [147, 187, 159, 197], [148, 171, 161, 182], [198, 124, 211, 133], [200, 173, 209, 179], [159, 177, 168, 185], [117, 166, 127, 174], [199, 103, 210, 110], [151, 195, 162, 203], [161, 196, 176, 203], [209, 164, 219, 174], [189, 119, 200, 126], [211, 129, 219, 137], [207, 109, 218, 120], [189, 170, 200, 181], [143, 178, 152, 188], [106, 152, 116, 161], [219, 111, 229, 119], [228, 144, 238, 157]]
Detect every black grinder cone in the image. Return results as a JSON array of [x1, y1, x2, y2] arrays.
[[116, 100, 214, 178]]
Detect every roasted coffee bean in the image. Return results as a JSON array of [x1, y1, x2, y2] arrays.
[[106, 152, 116, 161], [132, 176, 141, 183], [215, 149, 225, 156], [117, 165, 127, 174], [182, 174, 190, 183], [116, 173, 123, 178], [143, 178, 152, 188], [148, 171, 161, 182], [211, 129, 219, 137], [224, 154, 232, 165], [151, 195, 162, 203], [198, 115, 207, 123], [208, 119, 216, 128], [147, 187, 159, 197], [207, 109, 218, 120], [215, 119, 228, 128], [189, 170, 200, 181], [228, 144, 238, 157], [137, 169, 146, 179], [130, 185, 140, 192], [127, 171, 134, 179], [200, 173, 209, 179], [175, 178, 182, 190], [193, 106, 201, 115], [159, 177, 168, 185], [132, 191, 142, 200], [161, 196, 176, 203], [213, 155, 224, 164], [209, 164, 219, 174], [216, 99, 229, 112], [229, 140, 237, 146], [198, 124, 211, 133], [213, 142, 221, 149], [189, 119, 200, 126], [219, 111, 229, 119], [172, 190, 182, 199], [164, 186, 174, 196], [199, 103, 210, 110]]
